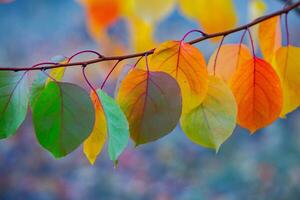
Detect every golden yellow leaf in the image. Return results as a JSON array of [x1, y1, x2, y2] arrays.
[[178, 0, 237, 41], [275, 46, 300, 117], [150, 40, 208, 114], [83, 91, 107, 165]]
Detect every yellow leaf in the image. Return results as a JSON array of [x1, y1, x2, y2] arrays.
[[275, 46, 300, 117], [181, 76, 237, 151], [178, 0, 237, 41], [128, 16, 156, 51], [45, 58, 68, 86], [130, 0, 175, 23], [150, 41, 208, 114], [249, 0, 266, 20], [207, 44, 252, 82], [83, 91, 107, 165], [258, 16, 282, 63]]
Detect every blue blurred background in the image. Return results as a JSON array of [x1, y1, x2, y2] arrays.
[[1, 0, 300, 199]]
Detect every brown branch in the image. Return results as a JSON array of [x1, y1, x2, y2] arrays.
[[278, 0, 300, 15], [1, 1, 300, 72]]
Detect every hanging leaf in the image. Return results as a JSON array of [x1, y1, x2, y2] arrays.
[[275, 46, 300, 117], [32, 82, 95, 158], [117, 68, 182, 145], [0, 71, 29, 139], [97, 89, 129, 161], [83, 91, 107, 165], [207, 44, 252, 82], [230, 57, 283, 133], [258, 16, 282, 63], [150, 40, 208, 114], [178, 0, 237, 41], [181, 76, 237, 151]]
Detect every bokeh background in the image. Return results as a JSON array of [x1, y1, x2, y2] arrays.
[[1, 0, 300, 199]]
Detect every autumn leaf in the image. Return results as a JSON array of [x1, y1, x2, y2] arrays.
[[117, 68, 182, 145], [128, 16, 156, 51], [230, 57, 283, 133], [178, 0, 237, 41], [128, 0, 175, 23], [81, 0, 121, 39], [207, 44, 252, 82], [83, 91, 107, 165], [258, 16, 282, 63], [150, 40, 208, 114], [181, 76, 237, 151], [275, 46, 300, 117]]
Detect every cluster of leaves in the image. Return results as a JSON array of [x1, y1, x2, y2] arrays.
[[0, 1, 300, 166], [79, 0, 237, 51]]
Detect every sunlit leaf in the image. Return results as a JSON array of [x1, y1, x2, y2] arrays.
[[230, 57, 283, 133], [117, 68, 182, 145], [128, 16, 156, 51], [207, 44, 252, 82], [97, 89, 129, 161], [130, 0, 175, 23], [83, 91, 107, 165], [32, 82, 95, 158], [0, 71, 29, 139], [258, 16, 282, 63], [178, 0, 237, 41], [275, 46, 300, 117], [150, 40, 208, 114], [181, 76, 237, 151]]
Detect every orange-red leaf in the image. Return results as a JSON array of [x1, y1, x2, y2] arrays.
[[150, 41, 208, 114], [258, 16, 282, 63], [207, 44, 252, 82], [230, 57, 283, 133], [116, 68, 182, 145]]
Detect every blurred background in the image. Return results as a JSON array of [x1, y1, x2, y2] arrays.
[[1, 0, 300, 199]]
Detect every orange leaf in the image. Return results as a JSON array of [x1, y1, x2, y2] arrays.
[[82, 0, 121, 38], [230, 57, 283, 133], [150, 41, 208, 114], [207, 44, 252, 82], [116, 68, 182, 145], [258, 16, 282, 63]]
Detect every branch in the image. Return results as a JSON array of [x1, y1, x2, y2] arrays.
[[1, 1, 300, 72], [278, 0, 300, 15]]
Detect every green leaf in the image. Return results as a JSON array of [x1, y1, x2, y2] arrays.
[[181, 76, 237, 152], [97, 89, 129, 161], [32, 81, 95, 158], [0, 71, 29, 139]]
